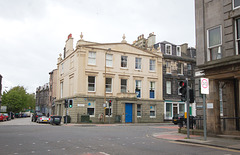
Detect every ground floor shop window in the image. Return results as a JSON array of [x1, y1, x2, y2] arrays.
[[87, 101, 95, 117], [137, 104, 141, 117], [150, 105, 156, 118]]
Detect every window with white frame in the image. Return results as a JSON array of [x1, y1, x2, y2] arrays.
[[166, 61, 171, 74], [135, 80, 141, 98], [135, 58, 142, 70], [166, 81, 171, 95], [60, 81, 63, 98], [88, 76, 95, 92], [165, 44, 172, 55], [149, 59, 156, 71], [150, 105, 156, 118], [121, 56, 127, 68], [106, 78, 112, 93], [177, 63, 184, 75], [149, 81, 155, 99], [166, 103, 172, 118], [87, 101, 95, 117], [137, 104, 141, 117], [179, 104, 185, 114], [233, 0, 240, 9], [106, 54, 113, 67], [88, 51, 96, 65], [176, 46, 181, 56], [207, 26, 222, 61], [121, 79, 127, 93], [235, 18, 240, 55]]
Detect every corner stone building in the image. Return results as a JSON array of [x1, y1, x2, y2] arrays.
[[54, 34, 164, 123], [195, 0, 240, 135]]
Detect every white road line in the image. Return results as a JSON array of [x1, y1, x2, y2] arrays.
[[45, 142, 48, 144], [62, 148, 66, 150], [99, 152, 110, 155], [32, 143, 35, 145], [47, 150, 51, 152], [31, 151, 35, 153], [19, 144, 22, 146]]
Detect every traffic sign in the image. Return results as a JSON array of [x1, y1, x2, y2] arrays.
[[201, 78, 209, 94]]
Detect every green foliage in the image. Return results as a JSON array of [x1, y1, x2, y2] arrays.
[[1, 86, 35, 113]]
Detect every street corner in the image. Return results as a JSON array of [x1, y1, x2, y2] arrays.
[[152, 132, 200, 141]]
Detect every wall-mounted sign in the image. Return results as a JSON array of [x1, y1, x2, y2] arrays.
[[77, 104, 85, 107], [207, 103, 213, 109]]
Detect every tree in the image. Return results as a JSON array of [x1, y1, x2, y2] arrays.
[[1, 86, 35, 113]]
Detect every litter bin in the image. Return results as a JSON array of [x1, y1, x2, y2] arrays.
[[50, 116, 62, 125], [64, 115, 71, 123], [81, 114, 90, 123]]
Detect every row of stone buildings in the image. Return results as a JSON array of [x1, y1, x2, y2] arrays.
[[36, 32, 196, 124]]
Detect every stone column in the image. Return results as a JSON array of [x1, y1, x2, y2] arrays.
[[206, 79, 221, 134]]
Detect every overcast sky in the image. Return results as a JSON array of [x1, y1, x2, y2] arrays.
[[0, 0, 195, 94]]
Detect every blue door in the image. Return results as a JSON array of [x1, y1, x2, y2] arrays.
[[125, 103, 133, 123]]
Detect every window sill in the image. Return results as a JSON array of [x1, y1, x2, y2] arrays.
[[150, 116, 156, 118], [137, 116, 141, 118], [149, 70, 156, 73], [135, 69, 142, 72], [120, 67, 128, 70], [88, 64, 97, 66]]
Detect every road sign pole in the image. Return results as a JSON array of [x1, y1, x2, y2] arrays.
[[186, 78, 190, 139], [203, 94, 207, 141]]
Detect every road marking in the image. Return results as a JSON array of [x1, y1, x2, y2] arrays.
[[132, 143, 135, 145], [19, 144, 22, 146], [62, 148, 66, 150], [32, 143, 35, 145], [14, 153, 18, 155], [76, 146, 79, 148], [47, 150, 51, 152], [31, 151, 35, 153], [122, 144, 125, 146], [170, 141, 240, 153], [45, 142, 48, 144], [5, 145, 8, 146]]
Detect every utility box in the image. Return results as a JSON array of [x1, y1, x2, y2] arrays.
[[81, 114, 90, 123]]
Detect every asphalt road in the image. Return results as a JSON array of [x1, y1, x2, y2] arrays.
[[0, 118, 239, 155]]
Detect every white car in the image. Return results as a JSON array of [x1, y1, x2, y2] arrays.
[[36, 116, 50, 123]]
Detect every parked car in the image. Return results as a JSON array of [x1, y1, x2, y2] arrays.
[[3, 113, 10, 121], [0, 113, 7, 121], [172, 113, 186, 125], [32, 112, 43, 122], [36, 116, 50, 123]]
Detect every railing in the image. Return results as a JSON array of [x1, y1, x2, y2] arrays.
[[221, 117, 240, 131]]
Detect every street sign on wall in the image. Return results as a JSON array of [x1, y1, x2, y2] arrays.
[[201, 78, 209, 94]]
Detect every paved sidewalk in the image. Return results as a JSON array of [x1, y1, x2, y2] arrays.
[[152, 128, 240, 151]]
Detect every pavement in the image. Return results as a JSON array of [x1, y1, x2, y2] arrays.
[[152, 126, 240, 151]]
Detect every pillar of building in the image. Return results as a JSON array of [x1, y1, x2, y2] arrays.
[[77, 49, 86, 94], [206, 79, 221, 134]]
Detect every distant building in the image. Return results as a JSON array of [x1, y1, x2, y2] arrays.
[[132, 33, 196, 121], [35, 84, 49, 114], [154, 42, 196, 120], [54, 33, 164, 123], [195, 0, 240, 134], [0, 74, 2, 108], [49, 69, 57, 115]]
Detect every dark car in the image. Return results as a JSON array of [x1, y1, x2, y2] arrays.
[[32, 112, 44, 122], [172, 113, 186, 125]]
